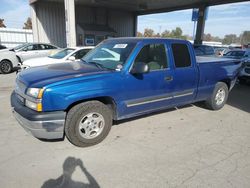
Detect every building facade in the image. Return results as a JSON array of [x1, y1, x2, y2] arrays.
[[30, 0, 137, 47]]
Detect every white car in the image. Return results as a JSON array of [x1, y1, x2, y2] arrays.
[[21, 46, 94, 69], [12, 43, 59, 62], [0, 49, 19, 74]]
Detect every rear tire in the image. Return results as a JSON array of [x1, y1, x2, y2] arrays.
[[65, 101, 112, 147], [0, 60, 13, 74], [205, 82, 228, 110]]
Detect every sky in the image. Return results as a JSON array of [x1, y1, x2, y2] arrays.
[[0, 0, 30, 29], [138, 1, 250, 38], [0, 0, 249, 38]]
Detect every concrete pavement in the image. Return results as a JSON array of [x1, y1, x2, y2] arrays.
[[0, 73, 250, 188]]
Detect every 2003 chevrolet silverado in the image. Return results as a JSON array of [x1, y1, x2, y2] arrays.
[[11, 38, 242, 147]]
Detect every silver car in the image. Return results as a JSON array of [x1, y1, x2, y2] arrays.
[[11, 43, 59, 63]]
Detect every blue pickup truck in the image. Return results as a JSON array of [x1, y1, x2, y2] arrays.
[[11, 38, 242, 147]]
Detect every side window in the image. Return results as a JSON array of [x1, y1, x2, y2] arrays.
[[73, 49, 90, 59], [134, 44, 168, 71], [172, 43, 191, 68], [46, 45, 57, 49], [38, 44, 46, 50], [24, 44, 38, 51]]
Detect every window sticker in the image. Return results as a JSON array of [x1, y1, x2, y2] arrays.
[[113, 44, 127, 48]]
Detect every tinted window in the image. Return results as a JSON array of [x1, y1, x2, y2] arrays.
[[0, 45, 6, 49], [46, 45, 57, 49], [172, 43, 191, 68], [24, 44, 38, 51], [134, 44, 168, 71], [38, 44, 46, 50], [73, 49, 91, 59]]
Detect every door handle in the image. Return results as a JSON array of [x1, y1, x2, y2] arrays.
[[164, 76, 173, 81]]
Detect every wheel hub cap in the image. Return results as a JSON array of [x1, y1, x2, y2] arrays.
[[78, 112, 105, 139], [1, 62, 11, 73], [215, 88, 225, 105]]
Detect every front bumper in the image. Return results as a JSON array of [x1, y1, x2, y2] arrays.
[[11, 92, 66, 139]]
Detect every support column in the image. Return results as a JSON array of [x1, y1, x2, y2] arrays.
[[64, 0, 76, 47], [133, 14, 138, 37], [30, 4, 39, 42], [194, 6, 207, 45]]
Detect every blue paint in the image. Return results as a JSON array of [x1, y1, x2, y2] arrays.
[[17, 38, 242, 120]]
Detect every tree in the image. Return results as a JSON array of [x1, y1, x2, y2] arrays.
[[161, 30, 170, 38], [143, 28, 154, 37], [222, 34, 238, 45], [241, 31, 250, 45], [0, 19, 6, 28], [154, 33, 161, 37], [136, 31, 143, 37], [23, 17, 32, 29], [203, 33, 212, 41], [171, 27, 183, 38]]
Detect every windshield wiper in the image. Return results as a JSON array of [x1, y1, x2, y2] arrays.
[[81, 60, 113, 71]]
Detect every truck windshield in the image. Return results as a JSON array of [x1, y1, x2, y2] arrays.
[[82, 41, 136, 70]]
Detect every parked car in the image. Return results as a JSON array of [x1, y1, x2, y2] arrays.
[[239, 51, 250, 84], [0, 44, 7, 50], [193, 44, 215, 56], [0, 49, 19, 74], [10, 43, 59, 63], [223, 49, 248, 59], [21, 46, 94, 70], [11, 38, 242, 147]]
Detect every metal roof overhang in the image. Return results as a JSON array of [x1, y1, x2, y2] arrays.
[[30, 0, 249, 15]]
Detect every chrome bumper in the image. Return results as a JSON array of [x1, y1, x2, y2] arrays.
[[11, 92, 66, 140]]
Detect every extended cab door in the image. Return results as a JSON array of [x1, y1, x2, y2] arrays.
[[122, 42, 174, 117], [169, 42, 199, 105]]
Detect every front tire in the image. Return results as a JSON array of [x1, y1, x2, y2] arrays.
[[65, 101, 112, 147], [205, 82, 229, 110], [0, 60, 13, 74]]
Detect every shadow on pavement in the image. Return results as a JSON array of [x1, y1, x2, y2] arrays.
[[227, 83, 250, 113], [41, 157, 100, 188]]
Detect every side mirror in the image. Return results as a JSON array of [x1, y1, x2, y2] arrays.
[[23, 49, 27, 52], [68, 56, 76, 61], [130, 62, 149, 74]]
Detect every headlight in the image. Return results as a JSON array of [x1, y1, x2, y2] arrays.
[[26, 88, 44, 99], [25, 100, 42, 112]]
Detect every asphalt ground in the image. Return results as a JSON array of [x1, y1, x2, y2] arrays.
[[0, 72, 250, 188]]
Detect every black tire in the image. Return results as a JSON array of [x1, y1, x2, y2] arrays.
[[205, 82, 229, 110], [65, 101, 112, 147], [0, 60, 13, 74]]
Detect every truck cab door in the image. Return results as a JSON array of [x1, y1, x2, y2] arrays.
[[121, 43, 174, 117], [169, 42, 199, 105]]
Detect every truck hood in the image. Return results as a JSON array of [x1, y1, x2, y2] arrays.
[[23, 57, 62, 67], [18, 61, 109, 88]]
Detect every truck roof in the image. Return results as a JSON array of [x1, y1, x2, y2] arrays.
[[105, 37, 190, 43]]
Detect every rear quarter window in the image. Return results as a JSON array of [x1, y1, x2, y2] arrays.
[[171, 43, 191, 68]]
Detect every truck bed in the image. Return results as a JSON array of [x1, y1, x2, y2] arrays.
[[196, 56, 241, 64]]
